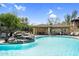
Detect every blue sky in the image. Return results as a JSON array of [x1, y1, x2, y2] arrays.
[[0, 3, 79, 24]]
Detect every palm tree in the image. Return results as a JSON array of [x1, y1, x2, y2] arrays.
[[71, 10, 78, 20], [21, 17, 28, 24], [64, 10, 78, 25], [64, 14, 71, 25]]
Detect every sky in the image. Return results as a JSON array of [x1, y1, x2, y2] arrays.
[[0, 3, 79, 24]]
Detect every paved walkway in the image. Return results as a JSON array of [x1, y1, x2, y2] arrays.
[[0, 39, 5, 43]]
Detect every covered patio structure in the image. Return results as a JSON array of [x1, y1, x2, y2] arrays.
[[33, 24, 71, 35]]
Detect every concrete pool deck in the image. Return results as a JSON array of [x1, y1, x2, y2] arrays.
[[35, 35, 79, 40]]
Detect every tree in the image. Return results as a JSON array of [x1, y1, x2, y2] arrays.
[[64, 14, 71, 25], [64, 10, 78, 25], [54, 17, 60, 24], [0, 13, 22, 42], [71, 10, 78, 20], [20, 17, 30, 31], [48, 17, 60, 25], [21, 17, 28, 24], [48, 18, 53, 25]]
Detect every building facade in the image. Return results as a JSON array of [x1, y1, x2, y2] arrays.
[[71, 17, 79, 33]]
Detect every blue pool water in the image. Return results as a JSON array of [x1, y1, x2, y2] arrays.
[[0, 36, 79, 56]]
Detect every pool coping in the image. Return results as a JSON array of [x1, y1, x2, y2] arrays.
[[35, 35, 79, 40]]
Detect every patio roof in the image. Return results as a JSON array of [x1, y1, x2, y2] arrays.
[[33, 24, 70, 28]]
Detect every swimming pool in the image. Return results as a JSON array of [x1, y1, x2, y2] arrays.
[[0, 35, 79, 56]]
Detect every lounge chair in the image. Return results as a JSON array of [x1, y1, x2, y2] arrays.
[[74, 32, 79, 36], [70, 32, 74, 35]]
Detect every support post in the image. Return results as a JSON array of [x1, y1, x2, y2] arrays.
[[48, 27, 50, 35], [33, 28, 36, 34]]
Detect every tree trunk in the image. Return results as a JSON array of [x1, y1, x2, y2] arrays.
[[5, 32, 9, 43], [9, 32, 13, 37]]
